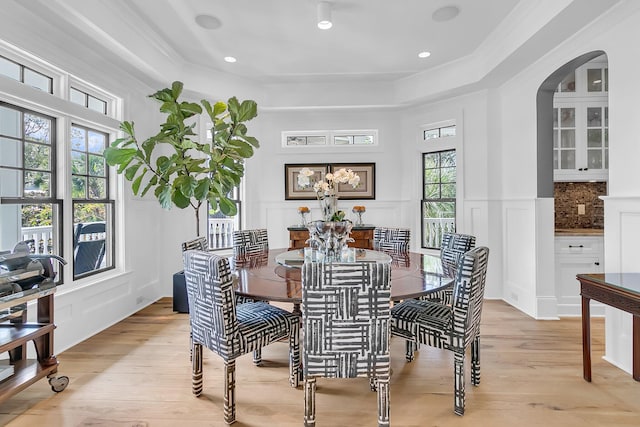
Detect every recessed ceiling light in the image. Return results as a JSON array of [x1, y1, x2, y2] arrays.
[[195, 14, 222, 30], [224, 56, 237, 63], [432, 5, 460, 22], [418, 51, 431, 59]]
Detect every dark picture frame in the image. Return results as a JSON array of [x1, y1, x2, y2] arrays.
[[284, 162, 375, 200], [284, 163, 329, 200]]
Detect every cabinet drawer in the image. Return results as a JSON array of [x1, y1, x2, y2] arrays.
[[350, 230, 372, 240], [554, 236, 602, 255]]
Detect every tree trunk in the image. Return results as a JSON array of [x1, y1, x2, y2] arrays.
[[194, 205, 200, 237]]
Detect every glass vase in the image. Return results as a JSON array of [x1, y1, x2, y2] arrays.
[[319, 195, 338, 221]]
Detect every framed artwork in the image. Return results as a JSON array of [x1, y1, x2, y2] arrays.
[[284, 162, 376, 200], [330, 163, 375, 200], [284, 163, 329, 200]]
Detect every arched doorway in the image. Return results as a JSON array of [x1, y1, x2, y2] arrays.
[[536, 50, 608, 317]]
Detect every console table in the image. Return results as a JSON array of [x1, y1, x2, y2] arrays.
[[577, 273, 640, 382], [287, 225, 375, 250]]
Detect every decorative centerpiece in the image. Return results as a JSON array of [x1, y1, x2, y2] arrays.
[[297, 167, 360, 260], [352, 205, 366, 226], [297, 206, 310, 226]]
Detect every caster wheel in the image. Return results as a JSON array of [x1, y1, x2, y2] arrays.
[[49, 375, 69, 392]]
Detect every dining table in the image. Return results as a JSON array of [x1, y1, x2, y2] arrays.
[[232, 248, 454, 313]]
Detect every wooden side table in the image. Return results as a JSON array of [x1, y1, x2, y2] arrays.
[[577, 273, 640, 382], [287, 225, 375, 250]]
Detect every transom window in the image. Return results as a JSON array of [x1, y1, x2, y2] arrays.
[[70, 87, 108, 114], [423, 125, 456, 141], [0, 55, 53, 93]]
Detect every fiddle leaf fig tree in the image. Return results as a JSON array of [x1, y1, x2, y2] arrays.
[[104, 81, 259, 236]]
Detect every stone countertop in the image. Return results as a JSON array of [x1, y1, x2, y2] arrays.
[[555, 228, 604, 236]]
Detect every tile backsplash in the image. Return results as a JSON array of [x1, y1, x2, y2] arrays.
[[554, 182, 607, 229]]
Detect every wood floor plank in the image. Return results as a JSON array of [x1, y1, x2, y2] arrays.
[[1, 299, 638, 426]]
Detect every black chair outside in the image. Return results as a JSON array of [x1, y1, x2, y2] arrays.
[[73, 222, 106, 277], [391, 246, 489, 416], [302, 260, 392, 427], [183, 250, 300, 425]]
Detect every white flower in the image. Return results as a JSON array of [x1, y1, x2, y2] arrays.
[[297, 167, 315, 188]]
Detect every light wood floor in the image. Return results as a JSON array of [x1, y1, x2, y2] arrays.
[[1, 299, 638, 426]]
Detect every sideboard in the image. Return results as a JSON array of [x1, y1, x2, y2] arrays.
[[287, 225, 375, 250]]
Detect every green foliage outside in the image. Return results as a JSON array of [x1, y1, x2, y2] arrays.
[[104, 81, 259, 236]]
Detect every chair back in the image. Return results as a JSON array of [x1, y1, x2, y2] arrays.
[[73, 222, 106, 276], [302, 261, 391, 379], [183, 250, 238, 356], [440, 232, 476, 274], [450, 247, 489, 348], [232, 229, 269, 257], [373, 227, 410, 253], [181, 236, 207, 252]]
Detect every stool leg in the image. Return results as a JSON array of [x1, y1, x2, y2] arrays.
[[192, 343, 203, 397], [304, 377, 317, 427]]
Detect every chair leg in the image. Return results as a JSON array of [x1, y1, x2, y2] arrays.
[[453, 350, 466, 416], [192, 342, 203, 397], [289, 320, 300, 388], [224, 360, 237, 424], [405, 339, 415, 362], [253, 349, 262, 366], [377, 377, 390, 427], [471, 335, 481, 386], [369, 377, 377, 392], [304, 377, 317, 427]]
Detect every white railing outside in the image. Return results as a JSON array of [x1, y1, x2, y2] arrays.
[[423, 218, 456, 248], [21, 225, 54, 254], [208, 218, 235, 250]]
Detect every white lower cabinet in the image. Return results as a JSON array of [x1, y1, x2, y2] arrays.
[[554, 236, 604, 316]]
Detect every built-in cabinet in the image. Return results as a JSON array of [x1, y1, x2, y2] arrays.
[[553, 57, 608, 182], [554, 235, 604, 316]]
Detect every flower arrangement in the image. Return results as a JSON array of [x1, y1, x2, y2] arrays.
[[298, 167, 360, 221], [352, 205, 366, 226], [297, 206, 310, 225]]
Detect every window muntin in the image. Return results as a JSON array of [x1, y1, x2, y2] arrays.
[[421, 150, 456, 249]]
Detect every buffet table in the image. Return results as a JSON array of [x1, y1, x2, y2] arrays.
[[287, 224, 375, 250]]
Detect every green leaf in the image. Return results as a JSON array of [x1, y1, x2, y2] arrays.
[[228, 98, 257, 122], [156, 156, 171, 172], [119, 121, 135, 137], [172, 187, 190, 209], [124, 163, 142, 181], [171, 81, 183, 99], [179, 175, 197, 198], [243, 136, 260, 148], [157, 185, 172, 210], [140, 175, 158, 197], [194, 178, 210, 200], [104, 147, 137, 166], [219, 196, 238, 216], [213, 101, 227, 117], [229, 139, 254, 157], [131, 168, 147, 194], [179, 101, 202, 117]]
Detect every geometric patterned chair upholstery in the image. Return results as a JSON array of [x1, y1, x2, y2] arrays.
[[232, 229, 269, 257], [373, 227, 410, 253], [181, 236, 208, 252], [302, 261, 392, 427], [183, 250, 300, 425], [391, 246, 489, 416], [424, 232, 477, 305]]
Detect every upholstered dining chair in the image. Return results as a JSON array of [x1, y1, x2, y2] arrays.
[[183, 250, 300, 425], [425, 232, 477, 305], [373, 226, 410, 253], [232, 229, 269, 257], [302, 260, 392, 427], [391, 246, 489, 416]]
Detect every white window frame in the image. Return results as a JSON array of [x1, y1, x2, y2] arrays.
[[281, 129, 378, 148]]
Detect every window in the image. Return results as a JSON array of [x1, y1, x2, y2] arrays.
[[70, 87, 108, 114], [0, 55, 53, 93], [421, 150, 456, 249], [423, 125, 456, 141], [0, 44, 121, 284], [208, 185, 241, 251], [282, 130, 378, 147], [70, 124, 114, 278], [0, 102, 62, 278]]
